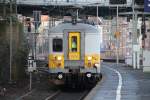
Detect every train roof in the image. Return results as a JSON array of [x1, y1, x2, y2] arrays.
[[49, 23, 100, 34]]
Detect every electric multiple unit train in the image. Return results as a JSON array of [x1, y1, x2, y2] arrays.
[[48, 18, 101, 86]]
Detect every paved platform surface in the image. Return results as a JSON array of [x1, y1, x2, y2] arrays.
[[84, 62, 150, 100]]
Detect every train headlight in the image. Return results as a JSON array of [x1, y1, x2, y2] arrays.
[[88, 56, 92, 60], [57, 56, 62, 61], [94, 63, 99, 68], [86, 73, 92, 78], [57, 73, 63, 80]]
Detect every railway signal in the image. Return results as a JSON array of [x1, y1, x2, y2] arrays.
[[33, 11, 41, 32], [28, 55, 37, 91], [25, 18, 31, 32], [28, 56, 36, 72]]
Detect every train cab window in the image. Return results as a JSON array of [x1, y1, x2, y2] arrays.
[[71, 36, 77, 52], [53, 38, 63, 52]]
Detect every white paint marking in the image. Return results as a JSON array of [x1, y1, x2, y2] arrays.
[[105, 65, 123, 100], [16, 89, 35, 100]]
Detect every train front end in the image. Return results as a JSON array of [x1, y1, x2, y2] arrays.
[[48, 22, 101, 86]]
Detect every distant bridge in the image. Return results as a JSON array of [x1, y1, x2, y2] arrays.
[[17, 0, 132, 7], [16, 0, 143, 17]]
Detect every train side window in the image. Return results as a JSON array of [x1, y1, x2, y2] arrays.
[[53, 38, 63, 52], [71, 36, 77, 52]]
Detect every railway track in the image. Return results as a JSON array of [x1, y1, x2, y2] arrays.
[[14, 87, 89, 100], [0, 74, 98, 100], [47, 90, 90, 100], [0, 72, 96, 100], [45, 91, 61, 100], [78, 91, 89, 100], [0, 62, 96, 100], [17, 90, 60, 100]]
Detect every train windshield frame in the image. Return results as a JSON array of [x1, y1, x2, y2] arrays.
[[53, 38, 63, 52]]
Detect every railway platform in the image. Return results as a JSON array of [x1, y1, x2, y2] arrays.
[[84, 62, 150, 100]]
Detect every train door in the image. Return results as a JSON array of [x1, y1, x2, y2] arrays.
[[68, 32, 80, 60]]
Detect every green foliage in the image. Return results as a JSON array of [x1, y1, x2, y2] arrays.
[[0, 21, 6, 35], [0, 21, 29, 83], [13, 46, 28, 81], [0, 38, 9, 82], [12, 22, 29, 81]]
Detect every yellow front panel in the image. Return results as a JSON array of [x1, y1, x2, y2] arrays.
[[68, 32, 80, 60], [84, 54, 100, 68], [48, 54, 64, 69]]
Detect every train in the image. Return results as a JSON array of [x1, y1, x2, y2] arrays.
[[48, 17, 102, 87]]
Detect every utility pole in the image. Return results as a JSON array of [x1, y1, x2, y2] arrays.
[[33, 11, 41, 60], [97, 3, 99, 26], [9, 0, 13, 83], [132, 0, 138, 69], [15, 0, 17, 17], [29, 70, 32, 91], [76, 9, 79, 20], [3, 0, 6, 17], [116, 5, 119, 66]]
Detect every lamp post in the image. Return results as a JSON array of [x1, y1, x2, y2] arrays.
[[9, 0, 13, 83]]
